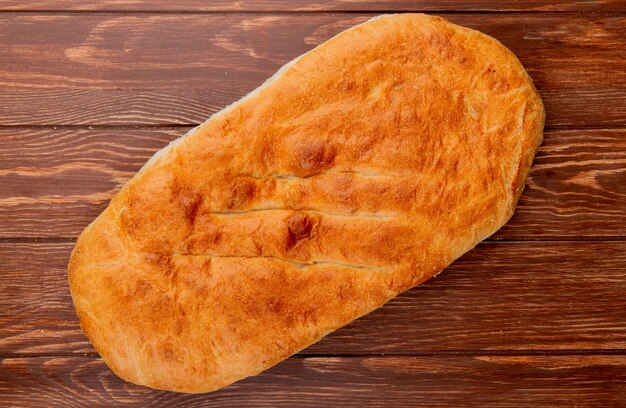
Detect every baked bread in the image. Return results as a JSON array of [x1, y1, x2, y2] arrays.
[[69, 14, 545, 393]]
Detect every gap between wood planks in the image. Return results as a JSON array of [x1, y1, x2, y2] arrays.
[[4, 349, 626, 359], [0, 124, 624, 131], [1, 237, 625, 244], [0, 10, 625, 15]]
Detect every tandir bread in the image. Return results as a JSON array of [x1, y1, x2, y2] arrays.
[[69, 14, 545, 393]]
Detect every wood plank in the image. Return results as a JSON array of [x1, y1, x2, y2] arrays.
[[1, 0, 625, 12], [2, 355, 625, 406], [3, 87, 625, 129], [1, 128, 624, 239], [1, 14, 625, 127], [2, 241, 625, 355]]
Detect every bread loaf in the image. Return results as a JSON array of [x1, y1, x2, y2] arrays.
[[69, 14, 545, 393]]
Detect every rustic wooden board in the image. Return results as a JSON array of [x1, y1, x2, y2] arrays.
[[1, 14, 625, 127], [2, 1, 626, 403], [2, 241, 625, 355], [2, 0, 625, 12], [1, 128, 624, 239], [2, 355, 626, 407]]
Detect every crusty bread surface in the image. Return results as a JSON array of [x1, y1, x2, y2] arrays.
[[69, 14, 545, 393]]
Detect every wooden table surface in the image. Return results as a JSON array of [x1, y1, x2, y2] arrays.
[[1, 1, 625, 406]]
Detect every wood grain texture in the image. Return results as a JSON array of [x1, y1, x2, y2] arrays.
[[2, 1, 626, 403], [1, 14, 625, 127], [2, 241, 625, 355], [1, 0, 625, 11], [2, 355, 626, 406], [1, 128, 624, 239]]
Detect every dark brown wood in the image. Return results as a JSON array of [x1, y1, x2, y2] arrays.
[[2, 241, 625, 355], [1, 0, 625, 11], [2, 2, 626, 404], [2, 355, 626, 406], [1, 14, 625, 127], [1, 128, 624, 239]]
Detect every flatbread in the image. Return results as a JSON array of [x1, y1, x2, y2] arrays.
[[69, 14, 545, 393]]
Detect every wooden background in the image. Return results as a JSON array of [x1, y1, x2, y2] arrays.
[[1, 1, 625, 406]]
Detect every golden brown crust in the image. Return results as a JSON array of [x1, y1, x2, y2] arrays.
[[69, 14, 544, 393]]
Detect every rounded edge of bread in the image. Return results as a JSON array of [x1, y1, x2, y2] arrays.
[[69, 13, 545, 393]]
